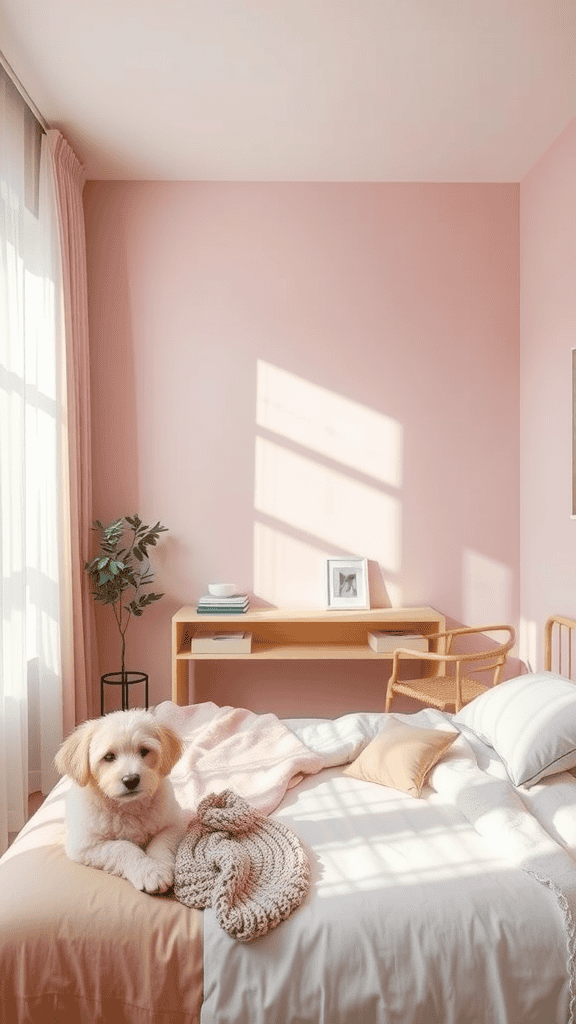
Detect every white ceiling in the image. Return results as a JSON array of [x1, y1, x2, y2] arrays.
[[1, 0, 575, 182]]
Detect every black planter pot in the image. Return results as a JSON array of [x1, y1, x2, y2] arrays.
[[100, 671, 149, 716]]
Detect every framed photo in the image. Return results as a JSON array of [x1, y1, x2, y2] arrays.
[[325, 557, 370, 610]]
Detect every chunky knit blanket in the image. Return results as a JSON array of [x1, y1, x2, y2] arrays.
[[174, 789, 310, 942]]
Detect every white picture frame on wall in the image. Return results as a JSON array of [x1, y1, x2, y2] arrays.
[[325, 557, 370, 610]]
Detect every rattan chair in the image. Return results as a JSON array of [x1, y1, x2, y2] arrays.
[[385, 624, 516, 714]]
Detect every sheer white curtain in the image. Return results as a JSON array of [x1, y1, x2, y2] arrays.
[[0, 68, 65, 854], [45, 128, 98, 735]]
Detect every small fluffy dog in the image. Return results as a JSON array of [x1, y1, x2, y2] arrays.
[[55, 708, 185, 893]]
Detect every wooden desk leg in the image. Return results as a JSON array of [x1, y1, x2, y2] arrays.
[[172, 659, 189, 706]]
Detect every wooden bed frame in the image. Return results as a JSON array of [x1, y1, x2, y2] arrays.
[[545, 614, 576, 678]]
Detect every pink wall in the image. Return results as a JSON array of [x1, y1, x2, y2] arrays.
[[520, 118, 576, 669], [83, 182, 520, 715]]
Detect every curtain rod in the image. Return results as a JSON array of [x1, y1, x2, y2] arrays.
[[0, 49, 49, 132]]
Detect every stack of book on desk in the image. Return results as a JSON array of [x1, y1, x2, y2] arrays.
[[191, 631, 252, 654], [197, 593, 250, 614], [368, 631, 428, 654]]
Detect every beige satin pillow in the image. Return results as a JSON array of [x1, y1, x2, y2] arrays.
[[343, 718, 458, 797]]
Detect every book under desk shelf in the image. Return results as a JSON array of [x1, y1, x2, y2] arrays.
[[171, 606, 446, 705]]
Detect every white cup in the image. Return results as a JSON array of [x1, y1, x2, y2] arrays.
[[208, 583, 238, 598]]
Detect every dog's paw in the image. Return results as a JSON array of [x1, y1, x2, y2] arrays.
[[127, 858, 174, 894]]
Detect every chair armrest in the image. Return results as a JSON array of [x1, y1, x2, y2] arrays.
[[389, 646, 445, 685], [389, 625, 515, 687]]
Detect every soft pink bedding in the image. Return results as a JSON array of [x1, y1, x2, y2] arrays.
[[155, 700, 325, 818]]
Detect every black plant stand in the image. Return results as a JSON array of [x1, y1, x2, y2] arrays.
[[101, 671, 149, 716]]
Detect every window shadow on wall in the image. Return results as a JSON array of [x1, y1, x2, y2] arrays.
[[253, 360, 404, 608]]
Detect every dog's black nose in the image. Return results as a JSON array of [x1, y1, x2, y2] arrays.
[[122, 774, 140, 791]]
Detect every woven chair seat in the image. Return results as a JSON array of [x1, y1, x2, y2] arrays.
[[385, 624, 515, 714], [388, 674, 488, 713]]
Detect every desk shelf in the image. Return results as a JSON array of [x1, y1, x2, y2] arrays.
[[179, 643, 396, 660], [171, 606, 445, 705]]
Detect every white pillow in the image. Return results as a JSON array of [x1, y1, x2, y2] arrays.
[[454, 672, 576, 787]]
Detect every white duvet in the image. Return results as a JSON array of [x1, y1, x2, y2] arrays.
[[201, 709, 576, 1024]]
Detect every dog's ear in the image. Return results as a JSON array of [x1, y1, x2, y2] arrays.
[[54, 720, 97, 787], [155, 724, 184, 776]]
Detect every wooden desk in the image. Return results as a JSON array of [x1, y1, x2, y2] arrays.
[[171, 606, 445, 706]]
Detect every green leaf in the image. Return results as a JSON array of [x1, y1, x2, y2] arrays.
[[85, 513, 167, 653]]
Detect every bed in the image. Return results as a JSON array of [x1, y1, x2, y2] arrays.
[[3, 614, 576, 1024]]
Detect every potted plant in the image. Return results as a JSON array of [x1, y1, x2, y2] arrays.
[[85, 514, 168, 713]]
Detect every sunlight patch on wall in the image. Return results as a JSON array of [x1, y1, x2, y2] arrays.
[[462, 549, 512, 630], [255, 436, 401, 574], [381, 579, 403, 608], [257, 360, 403, 488], [518, 616, 537, 672], [254, 522, 331, 608]]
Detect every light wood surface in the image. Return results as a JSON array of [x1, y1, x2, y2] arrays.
[[171, 606, 445, 706], [545, 614, 576, 678]]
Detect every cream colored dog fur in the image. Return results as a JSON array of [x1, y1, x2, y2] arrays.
[[55, 708, 185, 893]]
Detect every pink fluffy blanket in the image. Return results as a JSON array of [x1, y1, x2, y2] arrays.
[[155, 701, 325, 821]]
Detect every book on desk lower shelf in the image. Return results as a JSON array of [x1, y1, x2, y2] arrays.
[[367, 631, 429, 654], [191, 631, 253, 654]]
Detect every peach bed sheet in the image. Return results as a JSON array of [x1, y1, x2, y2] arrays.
[[0, 778, 203, 1024]]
